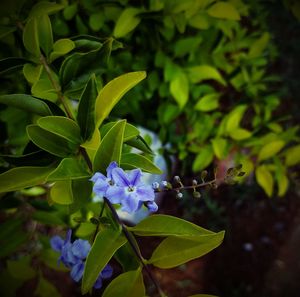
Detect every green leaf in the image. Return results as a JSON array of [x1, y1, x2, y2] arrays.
[[187, 65, 226, 86], [33, 210, 66, 226], [0, 166, 53, 193], [68, 179, 92, 213], [195, 93, 219, 111], [248, 33, 270, 59], [256, 165, 274, 197], [102, 268, 145, 297], [225, 105, 247, 133], [113, 8, 141, 38], [148, 231, 225, 268], [50, 180, 73, 204], [188, 14, 210, 30], [170, 71, 189, 109], [0, 57, 28, 75], [121, 153, 162, 174], [192, 145, 214, 172], [38, 116, 82, 144], [23, 17, 40, 56], [207, 2, 240, 20], [23, 63, 43, 84], [37, 14, 53, 57], [7, 256, 36, 281], [31, 78, 57, 101], [63, 3, 77, 20], [27, 125, 78, 157], [35, 276, 61, 297], [29, 1, 65, 17], [128, 215, 213, 237], [77, 74, 98, 141], [82, 229, 127, 294], [228, 128, 252, 140], [126, 136, 153, 155], [114, 242, 140, 271], [100, 122, 139, 142], [89, 12, 105, 31], [211, 138, 228, 159], [95, 71, 146, 128], [285, 144, 300, 166], [93, 120, 126, 173], [47, 158, 90, 181], [258, 140, 285, 161], [50, 38, 75, 62], [0, 94, 52, 116]]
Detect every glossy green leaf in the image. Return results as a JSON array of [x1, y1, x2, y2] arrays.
[[23, 63, 43, 84], [256, 165, 274, 197], [285, 144, 300, 166], [126, 136, 153, 155], [170, 71, 189, 108], [50, 38, 75, 62], [128, 215, 213, 237], [95, 72, 146, 128], [47, 158, 90, 181], [211, 138, 228, 159], [33, 210, 66, 226], [113, 8, 141, 38], [77, 74, 98, 141], [0, 94, 52, 116], [102, 268, 145, 297], [82, 229, 127, 294], [148, 231, 225, 268], [0, 166, 53, 193], [258, 140, 285, 161], [93, 120, 126, 173], [27, 125, 77, 157], [121, 153, 162, 174], [31, 78, 57, 101], [192, 145, 214, 172], [68, 179, 92, 213], [207, 2, 240, 20], [100, 122, 139, 142], [188, 14, 210, 29], [23, 17, 40, 56], [50, 180, 73, 204], [114, 242, 140, 271], [195, 94, 219, 111], [37, 14, 53, 57], [37, 116, 82, 144]]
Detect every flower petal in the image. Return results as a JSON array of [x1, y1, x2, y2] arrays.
[[106, 161, 118, 179], [60, 242, 78, 267], [93, 275, 103, 289], [111, 168, 130, 187], [93, 178, 109, 197], [136, 185, 155, 201], [106, 186, 126, 204], [50, 236, 64, 252], [70, 261, 84, 282], [101, 264, 113, 279], [127, 169, 142, 186], [146, 201, 158, 212], [64, 229, 72, 244], [72, 239, 91, 259], [90, 172, 106, 183], [121, 193, 139, 213]]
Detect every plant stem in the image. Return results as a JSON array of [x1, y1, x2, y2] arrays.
[[41, 56, 165, 296]]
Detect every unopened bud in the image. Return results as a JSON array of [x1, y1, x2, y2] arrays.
[[193, 191, 201, 198], [176, 192, 183, 199]]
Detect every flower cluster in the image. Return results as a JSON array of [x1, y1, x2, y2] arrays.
[[91, 162, 158, 213], [50, 230, 112, 288]]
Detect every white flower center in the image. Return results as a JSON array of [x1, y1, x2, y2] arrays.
[[126, 186, 136, 193]]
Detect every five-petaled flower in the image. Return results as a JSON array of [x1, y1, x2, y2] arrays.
[[91, 162, 158, 213], [50, 230, 112, 288]]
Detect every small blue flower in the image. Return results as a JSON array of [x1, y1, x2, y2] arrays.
[[93, 264, 113, 289], [91, 162, 118, 197], [106, 167, 155, 213], [146, 201, 158, 212]]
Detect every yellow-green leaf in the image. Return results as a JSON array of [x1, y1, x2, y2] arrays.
[[187, 65, 226, 86], [195, 93, 219, 112], [285, 144, 300, 166], [258, 140, 285, 161], [170, 71, 189, 109], [207, 2, 240, 21], [256, 165, 274, 197]]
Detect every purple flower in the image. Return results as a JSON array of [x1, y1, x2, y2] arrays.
[[91, 162, 118, 197], [50, 230, 113, 288], [106, 167, 155, 213], [94, 264, 113, 289]]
